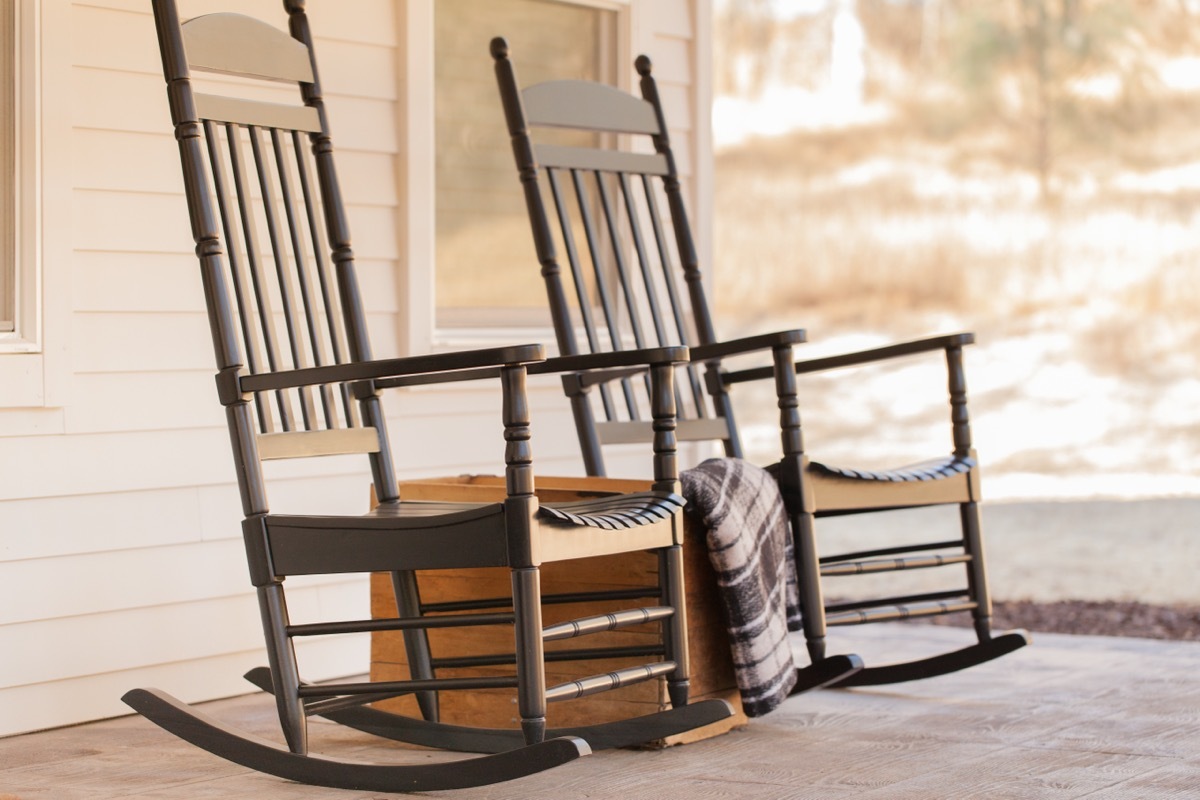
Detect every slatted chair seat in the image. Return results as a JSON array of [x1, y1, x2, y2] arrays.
[[808, 454, 976, 483], [537, 491, 684, 529], [492, 38, 1028, 692], [123, 3, 733, 792]]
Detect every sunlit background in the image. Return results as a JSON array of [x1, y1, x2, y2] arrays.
[[712, 0, 1200, 501]]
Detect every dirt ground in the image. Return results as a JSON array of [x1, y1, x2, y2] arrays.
[[925, 599, 1200, 641]]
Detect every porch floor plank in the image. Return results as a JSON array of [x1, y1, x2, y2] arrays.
[[2, 624, 1198, 799]]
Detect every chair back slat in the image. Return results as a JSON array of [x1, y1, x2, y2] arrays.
[[205, 120, 276, 432], [248, 125, 319, 430], [268, 127, 338, 429], [617, 173, 671, 348], [221, 122, 297, 430], [522, 79, 660, 135], [257, 428, 380, 461], [182, 12, 313, 83], [567, 170, 623, 354], [545, 170, 617, 421], [289, 128, 360, 428], [595, 172, 656, 421], [565, 168, 641, 420], [194, 94, 322, 132], [593, 173, 647, 353], [616, 171, 691, 417], [533, 144, 668, 176]]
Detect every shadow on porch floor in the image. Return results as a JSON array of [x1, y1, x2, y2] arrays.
[[3, 623, 1198, 799]]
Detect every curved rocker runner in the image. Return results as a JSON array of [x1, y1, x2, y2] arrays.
[[829, 632, 1031, 688], [790, 653, 866, 695], [121, 689, 589, 792]]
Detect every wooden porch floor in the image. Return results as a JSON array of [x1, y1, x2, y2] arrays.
[[3, 623, 1198, 799]]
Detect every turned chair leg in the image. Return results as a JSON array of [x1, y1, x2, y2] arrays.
[[660, 545, 691, 708], [258, 583, 308, 755], [792, 510, 828, 663], [391, 570, 440, 721], [961, 501, 994, 642], [512, 566, 548, 745]]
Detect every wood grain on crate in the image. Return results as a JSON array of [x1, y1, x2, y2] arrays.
[[369, 475, 746, 744]]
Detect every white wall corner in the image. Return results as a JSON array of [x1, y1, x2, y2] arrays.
[[691, 0, 715, 299], [394, 0, 436, 358]]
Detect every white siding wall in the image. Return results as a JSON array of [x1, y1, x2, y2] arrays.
[[0, 0, 709, 737]]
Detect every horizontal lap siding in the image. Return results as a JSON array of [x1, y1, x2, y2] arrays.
[[0, 0, 706, 737], [0, 579, 371, 687], [0, 474, 390, 563], [0, 1, 401, 737], [0, 607, 368, 736], [645, 0, 698, 183]]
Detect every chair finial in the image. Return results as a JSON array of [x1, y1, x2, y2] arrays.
[[490, 37, 510, 60], [635, 55, 653, 77]]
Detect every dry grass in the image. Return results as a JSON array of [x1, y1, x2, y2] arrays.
[[712, 117, 1200, 500]]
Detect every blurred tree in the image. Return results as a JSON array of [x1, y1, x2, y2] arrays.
[[945, 0, 1156, 199], [920, 0, 943, 64], [714, 0, 777, 96]]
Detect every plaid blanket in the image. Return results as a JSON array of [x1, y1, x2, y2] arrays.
[[681, 458, 802, 717]]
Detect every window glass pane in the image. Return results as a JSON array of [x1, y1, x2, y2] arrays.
[[434, 0, 616, 326]]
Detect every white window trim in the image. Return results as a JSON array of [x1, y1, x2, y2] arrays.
[[1, 0, 38, 353], [1, 0, 69, 409], [397, 0, 638, 357]]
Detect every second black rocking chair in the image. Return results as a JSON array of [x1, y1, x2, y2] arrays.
[[492, 39, 1029, 691], [124, 2, 732, 792]]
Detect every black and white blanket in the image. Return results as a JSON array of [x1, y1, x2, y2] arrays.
[[681, 458, 802, 717]]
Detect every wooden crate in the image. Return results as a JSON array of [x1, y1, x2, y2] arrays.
[[370, 475, 746, 745]]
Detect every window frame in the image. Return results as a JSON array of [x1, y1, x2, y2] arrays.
[[1, 0, 39, 353], [2, 0, 70, 411], [398, 0, 637, 356]]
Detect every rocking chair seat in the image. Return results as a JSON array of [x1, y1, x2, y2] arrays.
[[538, 491, 685, 529], [809, 454, 976, 483]]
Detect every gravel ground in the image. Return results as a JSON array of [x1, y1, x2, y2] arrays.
[[923, 599, 1200, 641]]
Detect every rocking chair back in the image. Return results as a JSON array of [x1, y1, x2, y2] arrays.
[[493, 40, 767, 475]]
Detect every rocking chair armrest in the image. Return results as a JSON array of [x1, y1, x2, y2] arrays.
[[723, 333, 975, 385], [793, 333, 975, 374], [529, 346, 690, 376], [238, 344, 546, 394], [688, 329, 807, 362]]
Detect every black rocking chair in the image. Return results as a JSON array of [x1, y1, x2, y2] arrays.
[[124, 2, 731, 792], [492, 39, 1029, 690]]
